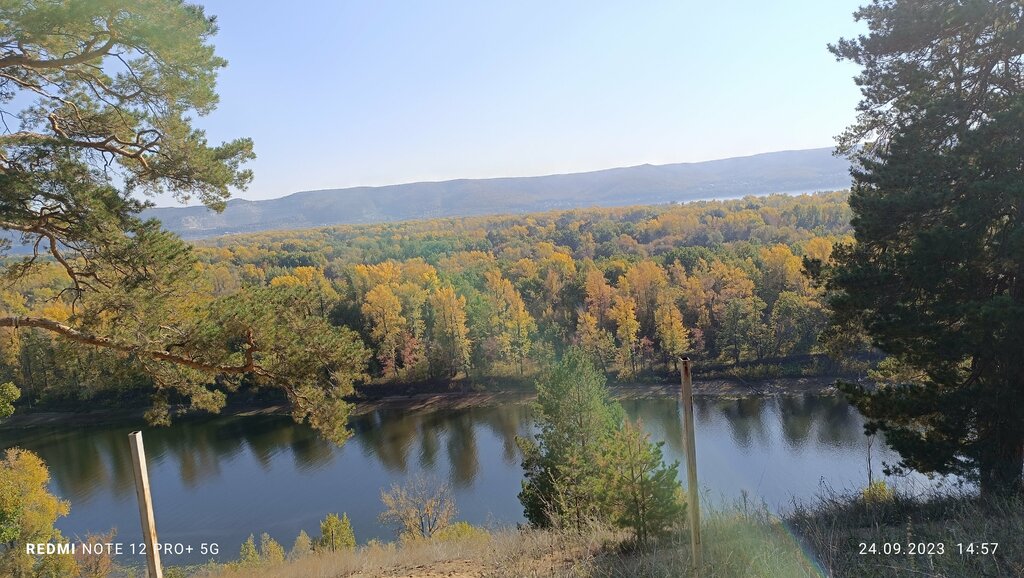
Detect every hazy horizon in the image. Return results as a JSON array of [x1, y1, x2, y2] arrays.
[[157, 1, 866, 207], [167, 145, 838, 206]]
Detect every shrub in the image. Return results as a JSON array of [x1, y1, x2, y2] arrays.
[[379, 476, 456, 539], [861, 480, 894, 505], [432, 521, 489, 542]]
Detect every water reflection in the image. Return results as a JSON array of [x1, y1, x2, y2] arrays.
[[1, 394, 930, 564]]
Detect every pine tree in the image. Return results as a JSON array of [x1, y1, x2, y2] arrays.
[[598, 419, 684, 545], [0, 1, 369, 444], [822, 0, 1024, 494], [518, 348, 623, 529]]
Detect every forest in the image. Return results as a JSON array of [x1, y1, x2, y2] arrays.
[[0, 190, 856, 412]]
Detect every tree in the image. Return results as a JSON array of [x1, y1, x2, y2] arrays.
[[427, 285, 471, 379], [0, 449, 77, 577], [237, 535, 259, 567], [518, 348, 623, 530], [259, 533, 285, 564], [768, 291, 825, 357], [362, 284, 408, 377], [583, 268, 614, 326], [379, 476, 456, 540], [0, 1, 368, 442], [623, 260, 669, 337], [823, 0, 1024, 494], [575, 311, 616, 373], [288, 530, 313, 560], [0, 382, 18, 420], [484, 270, 535, 374], [74, 530, 116, 578], [598, 419, 684, 545], [718, 297, 766, 364], [318, 513, 356, 552], [609, 294, 640, 378], [654, 299, 689, 370], [757, 244, 806, 307]]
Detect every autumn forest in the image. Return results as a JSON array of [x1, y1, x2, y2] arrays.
[[1, 191, 856, 412]]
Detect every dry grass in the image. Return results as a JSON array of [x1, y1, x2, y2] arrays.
[[787, 488, 1024, 577], [187, 506, 819, 578], [182, 490, 1023, 578], [190, 527, 613, 578]]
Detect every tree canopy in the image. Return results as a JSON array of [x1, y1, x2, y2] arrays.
[[0, 0, 367, 442], [823, 0, 1024, 494]]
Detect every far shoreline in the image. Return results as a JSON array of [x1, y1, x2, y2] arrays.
[[0, 375, 841, 430]]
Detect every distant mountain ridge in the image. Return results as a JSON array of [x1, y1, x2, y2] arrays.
[[143, 148, 851, 239]]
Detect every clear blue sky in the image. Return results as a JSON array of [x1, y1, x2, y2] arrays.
[[177, 0, 867, 205]]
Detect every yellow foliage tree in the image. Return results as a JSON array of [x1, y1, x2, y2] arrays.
[[484, 271, 536, 374], [428, 286, 471, 379], [609, 294, 640, 378], [0, 449, 78, 577], [362, 284, 408, 377], [654, 298, 690, 370]]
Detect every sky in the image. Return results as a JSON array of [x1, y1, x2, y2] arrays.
[[172, 0, 868, 206]]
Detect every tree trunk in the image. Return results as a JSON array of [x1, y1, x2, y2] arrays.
[[979, 435, 1024, 497]]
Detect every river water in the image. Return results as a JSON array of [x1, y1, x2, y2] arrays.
[[2, 394, 937, 566]]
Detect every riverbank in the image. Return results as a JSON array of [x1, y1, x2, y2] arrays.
[[0, 376, 840, 430]]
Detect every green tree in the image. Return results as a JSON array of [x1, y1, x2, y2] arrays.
[[718, 297, 766, 364], [768, 291, 825, 357], [598, 419, 684, 545], [318, 513, 356, 552], [0, 0, 371, 443], [823, 0, 1024, 494], [518, 348, 623, 530], [0, 382, 19, 420]]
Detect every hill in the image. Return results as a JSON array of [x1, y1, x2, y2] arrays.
[[143, 148, 850, 239]]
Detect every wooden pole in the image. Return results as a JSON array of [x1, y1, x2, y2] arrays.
[[129, 431, 163, 578], [679, 358, 702, 572]]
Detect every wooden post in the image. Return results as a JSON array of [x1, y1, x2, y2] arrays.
[[679, 358, 702, 572], [129, 431, 163, 578]]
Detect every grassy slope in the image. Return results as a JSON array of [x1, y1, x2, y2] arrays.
[[185, 492, 1022, 578]]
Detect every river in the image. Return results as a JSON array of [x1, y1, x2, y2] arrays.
[[1, 394, 937, 566]]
